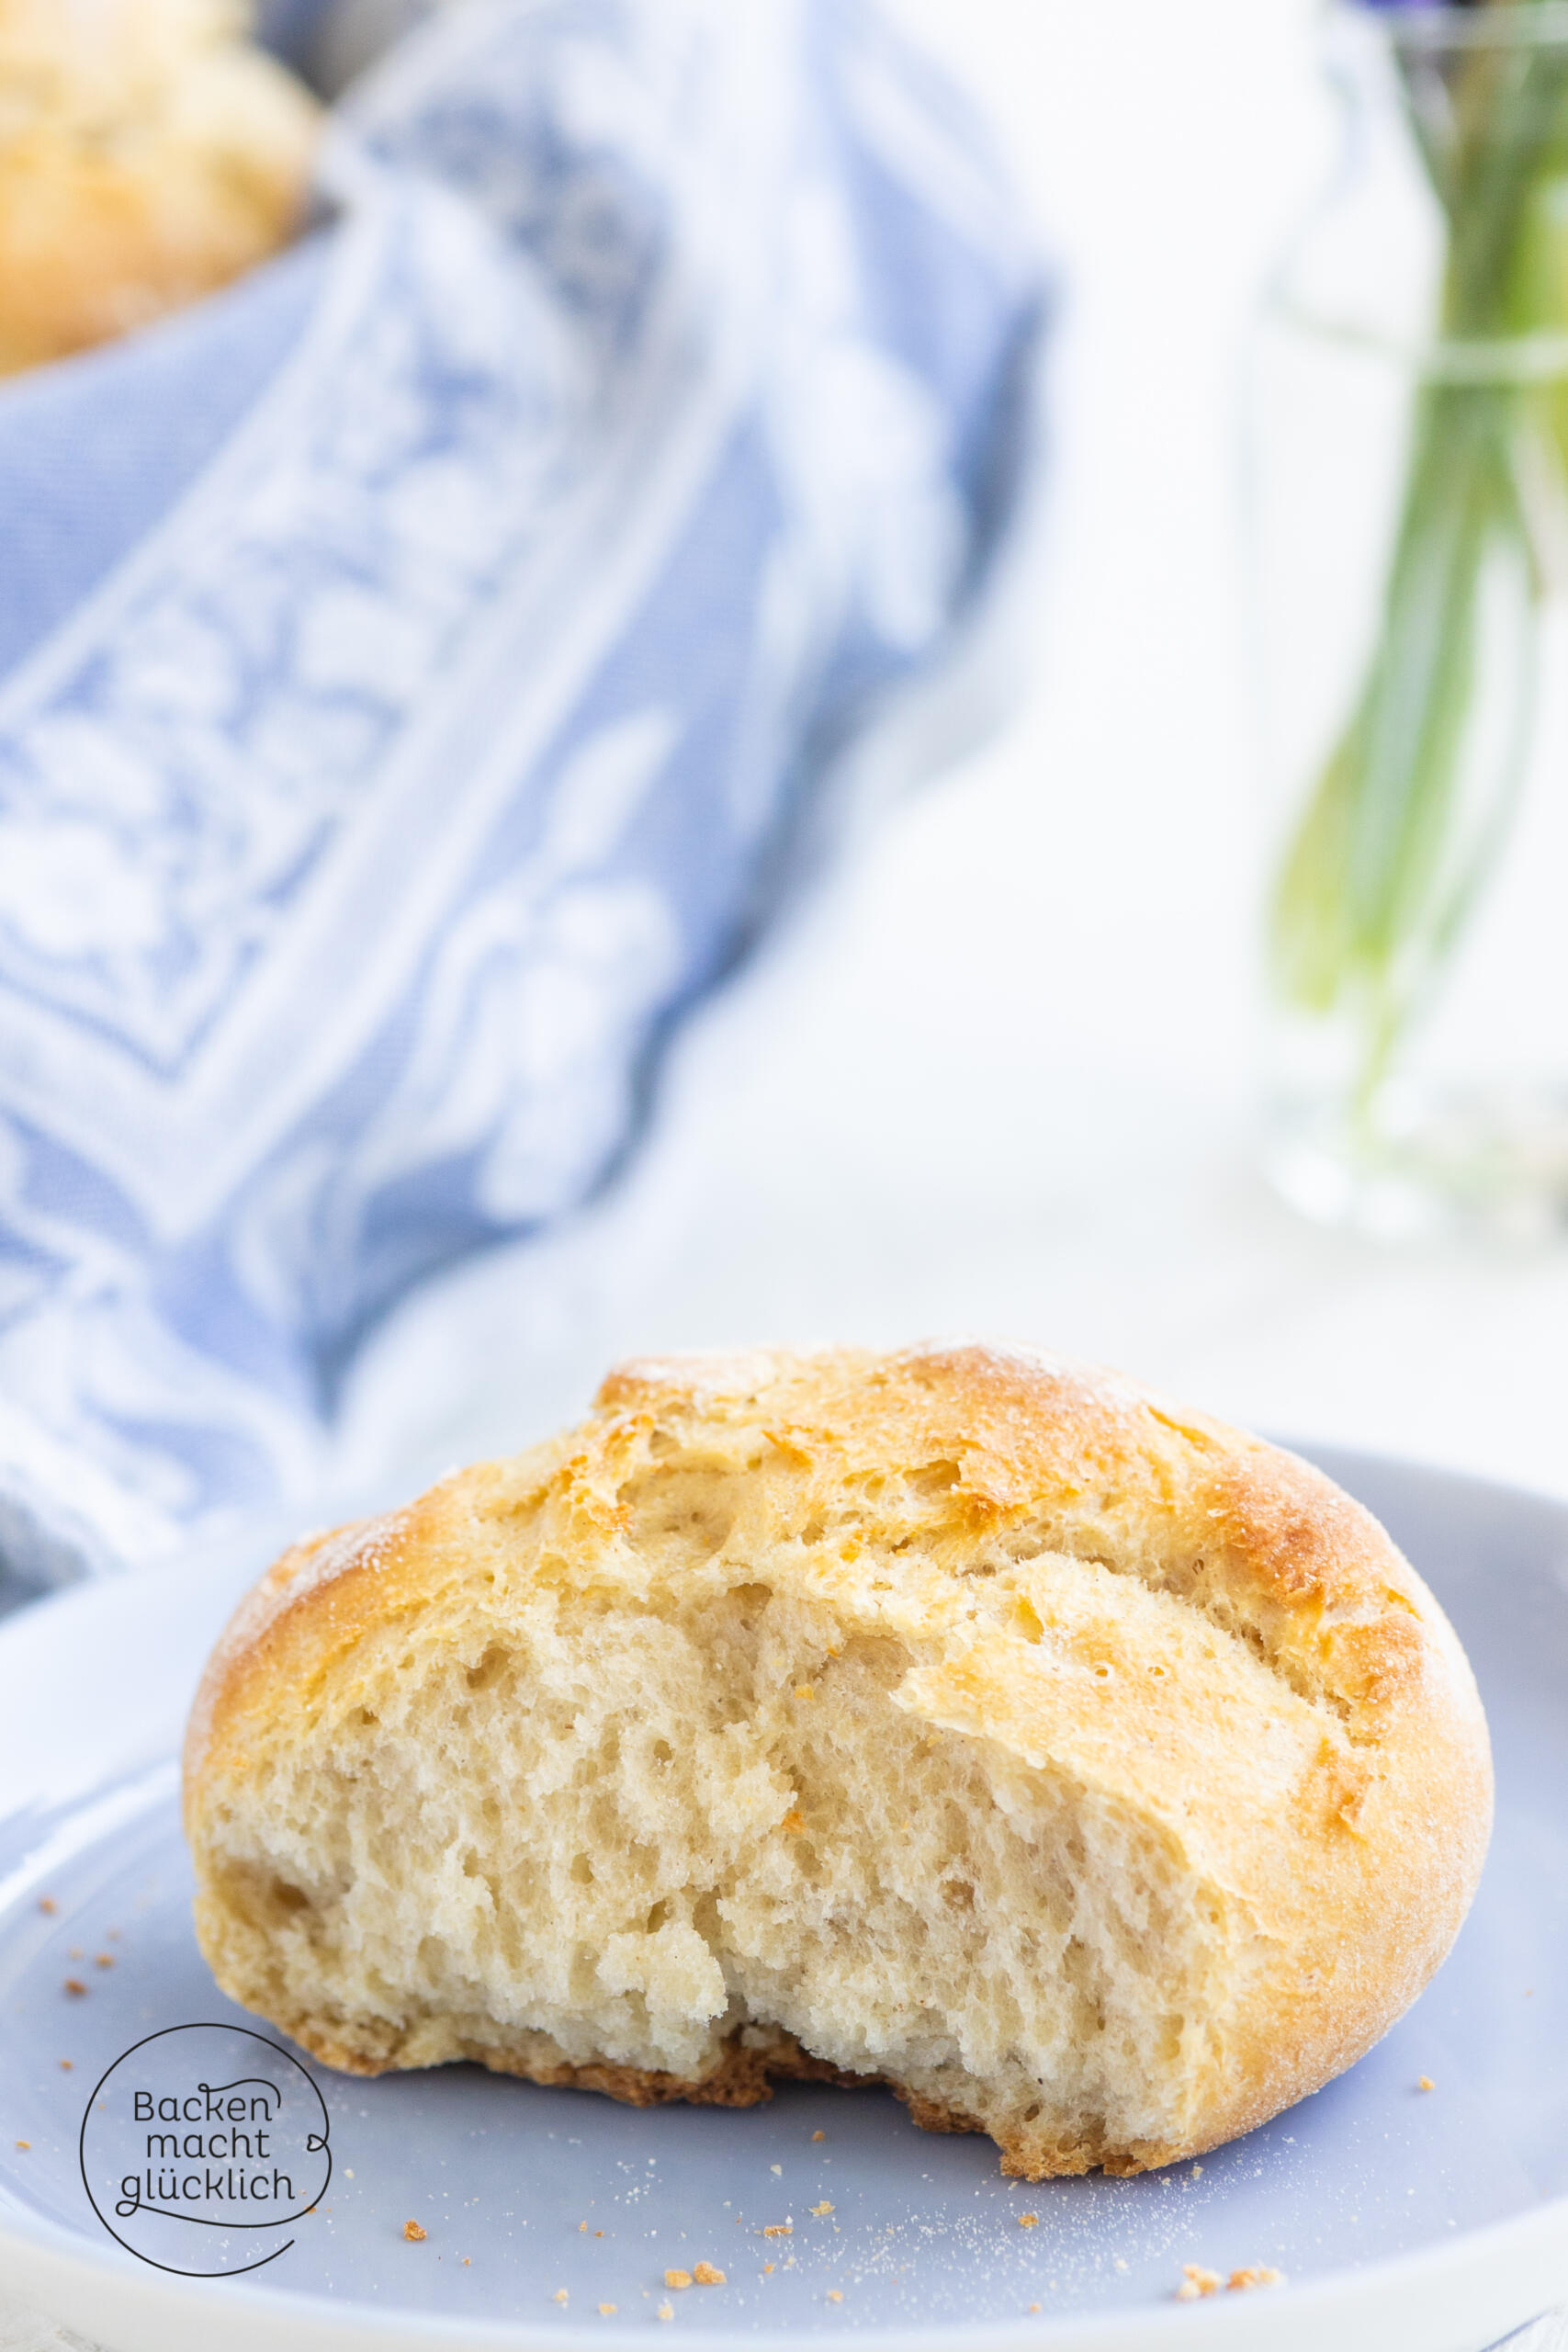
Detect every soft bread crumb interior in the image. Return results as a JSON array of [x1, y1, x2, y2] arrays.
[[197, 1557, 1226, 2173]]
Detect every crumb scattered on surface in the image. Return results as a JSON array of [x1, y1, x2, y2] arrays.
[[664, 2270, 692, 2290], [762, 2264, 774, 2276], [1227, 2267, 1282, 2292], [657, 2303, 673, 2321], [1028, 2304, 1040, 2314], [1175, 2265, 1221, 2301], [579, 2221, 588, 2233], [58, 2061, 71, 2072], [761, 2223, 792, 2237], [37, 1897, 55, 1914], [1417, 2075, 1435, 2092], [692, 2263, 726, 2286], [403, 2220, 426, 2242], [67, 1947, 81, 1960], [15, 2141, 28, 2150], [1017, 2213, 1039, 2228], [811, 2130, 825, 2142], [810, 2201, 833, 2217], [1190, 2163, 1203, 2177], [554, 2289, 569, 2302], [599, 2303, 616, 2316], [827, 2290, 843, 2302], [594, 2230, 604, 2238], [94, 1954, 113, 1969], [62, 1979, 86, 1996]]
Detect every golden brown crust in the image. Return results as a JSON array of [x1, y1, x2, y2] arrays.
[[186, 1342, 1493, 2177], [272, 2006, 1178, 2181], [282, 2017, 870, 2109], [272, 2008, 1179, 2181]]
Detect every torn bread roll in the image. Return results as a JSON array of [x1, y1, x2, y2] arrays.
[[184, 1344, 1492, 2178]]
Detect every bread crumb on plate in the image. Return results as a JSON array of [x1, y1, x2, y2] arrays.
[[1175, 2265, 1221, 2300]]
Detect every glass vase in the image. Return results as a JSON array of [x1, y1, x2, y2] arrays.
[[1253, 0, 1568, 1240]]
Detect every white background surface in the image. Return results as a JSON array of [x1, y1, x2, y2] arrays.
[[325, 0, 1568, 1519], [6, 0, 1567, 2346]]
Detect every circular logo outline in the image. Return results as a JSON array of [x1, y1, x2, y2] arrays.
[[79, 2022, 332, 2278]]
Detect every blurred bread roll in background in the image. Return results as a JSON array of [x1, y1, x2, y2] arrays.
[[0, 0, 320, 376]]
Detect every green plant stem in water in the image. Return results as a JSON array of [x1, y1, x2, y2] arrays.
[[1272, 380, 1533, 1126], [1270, 3, 1568, 1136]]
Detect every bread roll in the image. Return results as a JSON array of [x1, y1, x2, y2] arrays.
[[0, 0, 319, 377], [184, 1345, 1492, 2178]]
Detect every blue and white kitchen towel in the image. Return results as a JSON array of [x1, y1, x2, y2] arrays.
[[0, 0, 1043, 1588]]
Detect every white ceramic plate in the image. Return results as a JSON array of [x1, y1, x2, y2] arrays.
[[0, 1447, 1563, 2352]]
